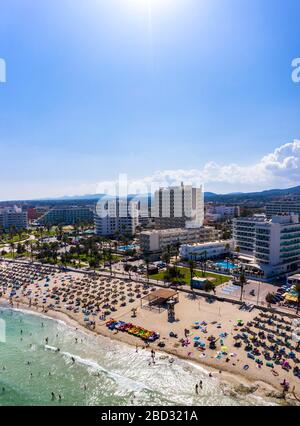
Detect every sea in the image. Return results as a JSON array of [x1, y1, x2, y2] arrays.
[[0, 306, 274, 406]]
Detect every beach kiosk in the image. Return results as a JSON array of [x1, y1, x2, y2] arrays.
[[141, 289, 179, 313], [191, 277, 208, 290]]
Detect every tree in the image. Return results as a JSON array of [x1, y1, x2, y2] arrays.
[[188, 259, 196, 288], [10, 242, 15, 259], [144, 255, 150, 283], [89, 258, 100, 272], [204, 282, 216, 294], [265, 292, 274, 307], [107, 244, 113, 276], [239, 267, 247, 301], [161, 251, 171, 269], [174, 240, 181, 265], [124, 263, 132, 279]]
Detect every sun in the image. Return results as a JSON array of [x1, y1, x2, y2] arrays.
[[127, 0, 172, 14]]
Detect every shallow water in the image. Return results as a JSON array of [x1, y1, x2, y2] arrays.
[[0, 307, 272, 406]]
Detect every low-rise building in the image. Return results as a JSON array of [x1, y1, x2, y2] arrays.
[[205, 205, 240, 223], [140, 226, 219, 257], [38, 206, 94, 226], [180, 240, 233, 261]]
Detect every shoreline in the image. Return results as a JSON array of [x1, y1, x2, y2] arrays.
[[0, 297, 292, 406]]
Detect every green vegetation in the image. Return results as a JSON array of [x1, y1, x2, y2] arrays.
[[150, 266, 231, 287]]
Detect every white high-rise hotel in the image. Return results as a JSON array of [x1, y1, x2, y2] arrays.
[[153, 183, 204, 229], [95, 198, 139, 237], [233, 213, 300, 277]]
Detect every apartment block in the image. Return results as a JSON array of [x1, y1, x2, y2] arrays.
[[94, 199, 139, 237], [233, 214, 300, 277], [38, 207, 94, 226], [153, 183, 204, 229], [266, 199, 300, 218], [0, 206, 28, 231], [140, 226, 219, 256]]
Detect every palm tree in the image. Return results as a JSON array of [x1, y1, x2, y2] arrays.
[[161, 251, 171, 270], [144, 255, 150, 283], [188, 259, 196, 289], [239, 267, 247, 301], [107, 244, 113, 276], [61, 234, 68, 267], [10, 242, 15, 259], [174, 240, 181, 265], [124, 263, 132, 279], [265, 292, 274, 308]]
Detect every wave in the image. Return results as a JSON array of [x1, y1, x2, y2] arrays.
[[61, 351, 152, 392]]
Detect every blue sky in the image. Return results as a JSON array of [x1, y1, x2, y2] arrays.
[[0, 0, 300, 200]]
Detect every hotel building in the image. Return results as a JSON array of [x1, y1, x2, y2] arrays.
[[0, 206, 28, 231], [38, 207, 94, 226], [180, 240, 234, 261], [266, 199, 300, 218], [140, 226, 219, 258], [94, 198, 139, 237], [233, 214, 300, 277], [153, 183, 204, 230]]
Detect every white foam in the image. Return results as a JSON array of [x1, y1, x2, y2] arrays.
[[61, 351, 151, 392]]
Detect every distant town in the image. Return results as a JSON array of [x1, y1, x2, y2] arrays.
[[1, 183, 300, 295]]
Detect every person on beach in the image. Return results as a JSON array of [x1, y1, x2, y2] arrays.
[[195, 384, 199, 395], [199, 380, 203, 390]]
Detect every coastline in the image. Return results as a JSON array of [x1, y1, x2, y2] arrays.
[[0, 297, 293, 406]]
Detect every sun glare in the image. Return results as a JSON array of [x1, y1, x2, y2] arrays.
[[127, 0, 173, 14]]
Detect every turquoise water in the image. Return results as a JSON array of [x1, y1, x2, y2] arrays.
[[0, 307, 271, 406], [214, 260, 238, 270], [118, 245, 139, 252]]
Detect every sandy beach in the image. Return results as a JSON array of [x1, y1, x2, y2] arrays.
[[1, 260, 300, 405]]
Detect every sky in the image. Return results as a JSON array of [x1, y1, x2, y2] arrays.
[[0, 0, 300, 200]]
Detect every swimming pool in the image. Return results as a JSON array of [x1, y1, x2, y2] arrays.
[[118, 244, 139, 252], [214, 260, 238, 270]]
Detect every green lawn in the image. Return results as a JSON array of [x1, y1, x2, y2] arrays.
[[150, 266, 231, 287], [2, 251, 31, 259]]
